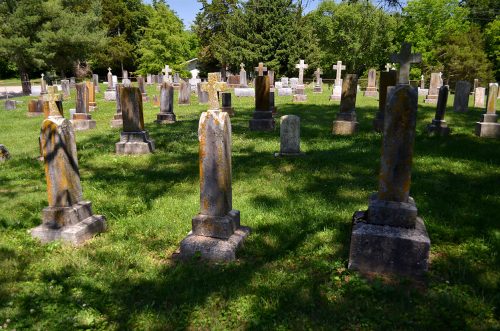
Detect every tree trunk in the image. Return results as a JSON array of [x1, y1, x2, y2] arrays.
[[20, 68, 31, 95]]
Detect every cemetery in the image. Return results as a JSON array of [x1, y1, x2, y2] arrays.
[[0, 0, 499, 329]]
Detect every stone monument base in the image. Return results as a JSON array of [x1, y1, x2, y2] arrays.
[[110, 114, 123, 128], [293, 94, 307, 102], [348, 211, 430, 277], [221, 106, 235, 117], [155, 113, 177, 124], [364, 88, 378, 97], [427, 120, 451, 136], [249, 112, 275, 131], [104, 90, 116, 101], [31, 201, 106, 245], [424, 95, 438, 104], [71, 113, 96, 131], [116, 131, 155, 154], [332, 112, 358, 135], [475, 113, 499, 138], [192, 210, 241, 239]]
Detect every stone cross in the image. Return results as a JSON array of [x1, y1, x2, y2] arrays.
[[162, 65, 172, 82], [240, 63, 245, 71], [314, 68, 323, 83], [201, 73, 227, 110], [390, 43, 422, 85], [295, 59, 308, 84], [254, 62, 268, 77], [333, 61, 346, 86], [45, 87, 63, 117], [385, 63, 392, 72]]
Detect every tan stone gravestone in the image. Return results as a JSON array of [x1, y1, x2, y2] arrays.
[[40, 73, 48, 95], [27, 99, 44, 117], [453, 80, 471, 112], [61, 79, 70, 100], [249, 63, 275, 131], [348, 43, 430, 277], [155, 82, 176, 124], [137, 76, 149, 102], [201, 73, 227, 110], [475, 83, 500, 138], [364, 69, 378, 97], [239, 63, 248, 87], [162, 65, 172, 83], [31, 114, 106, 245], [71, 83, 96, 131], [474, 87, 486, 108], [86, 81, 98, 112], [332, 74, 359, 135], [115, 87, 155, 154], [425, 73, 442, 104], [427, 85, 451, 136], [275, 115, 303, 157], [92, 74, 100, 93], [175, 109, 250, 261], [373, 70, 398, 132]]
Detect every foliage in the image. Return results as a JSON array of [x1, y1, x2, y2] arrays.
[[460, 0, 499, 28], [483, 19, 500, 81]]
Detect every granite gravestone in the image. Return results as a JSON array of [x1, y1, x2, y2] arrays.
[[155, 82, 176, 124], [475, 83, 500, 138], [249, 63, 275, 131], [425, 73, 442, 104], [92, 74, 100, 93], [332, 74, 359, 135], [239, 63, 248, 87], [313, 68, 323, 93], [453, 81, 471, 112], [137, 76, 149, 102], [197, 82, 209, 104], [61, 80, 70, 99], [221, 92, 235, 116], [71, 83, 96, 131], [427, 85, 451, 136]]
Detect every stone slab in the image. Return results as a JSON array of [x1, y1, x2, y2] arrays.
[[116, 131, 155, 154], [176, 227, 251, 262], [155, 113, 176, 124], [293, 94, 307, 102], [192, 210, 240, 240], [234, 88, 255, 97], [348, 213, 430, 277], [249, 118, 275, 131], [367, 194, 418, 228], [278, 88, 293, 96], [332, 120, 358, 135], [475, 122, 500, 138], [71, 119, 96, 131]]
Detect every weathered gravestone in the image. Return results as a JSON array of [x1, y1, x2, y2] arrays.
[[44, 87, 64, 118], [332, 74, 359, 135], [92, 74, 100, 93], [31, 109, 106, 245], [197, 82, 209, 104], [427, 85, 451, 136], [249, 63, 275, 131], [313, 68, 323, 93], [40, 74, 48, 95], [474, 87, 486, 108], [281, 77, 289, 88], [110, 84, 123, 128], [227, 74, 240, 88], [239, 63, 248, 87], [275, 115, 303, 157], [0, 144, 10, 162], [221, 92, 235, 116], [115, 87, 155, 154], [201, 73, 227, 110], [137, 76, 149, 102], [330, 61, 346, 101], [175, 109, 250, 261], [425, 73, 443, 104], [178, 79, 191, 105], [475, 83, 500, 138], [290, 78, 299, 91], [71, 83, 96, 131], [453, 81, 471, 112], [27, 99, 44, 117], [348, 43, 430, 277], [269, 90, 277, 115], [373, 70, 398, 132], [162, 65, 172, 83], [86, 81, 98, 112], [104, 68, 116, 101], [293, 60, 308, 102], [61, 80, 70, 99], [122, 70, 128, 80], [268, 70, 275, 88], [4, 99, 16, 111], [155, 82, 176, 124], [277, 87, 293, 96], [364, 69, 378, 97]]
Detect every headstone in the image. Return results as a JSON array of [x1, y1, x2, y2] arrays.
[[427, 85, 451, 136], [281, 77, 289, 88], [227, 74, 240, 87], [313, 68, 323, 93], [364, 69, 378, 97], [425, 73, 442, 104], [116, 87, 155, 154], [122, 70, 128, 80], [0, 144, 10, 162], [275, 82, 283, 89], [268, 70, 275, 87], [201, 73, 227, 110], [4, 99, 16, 111], [474, 87, 486, 108], [330, 61, 346, 101], [239, 63, 248, 87], [146, 74, 152, 85], [71, 83, 96, 131], [221, 92, 235, 116], [44, 87, 64, 118], [373, 70, 398, 132], [420, 75, 425, 89], [234, 88, 255, 97], [290, 78, 299, 90], [40, 74, 48, 95], [277, 88, 293, 96], [112, 75, 118, 86], [453, 80, 471, 112], [69, 77, 76, 88], [189, 69, 201, 91], [176, 109, 250, 261], [269, 90, 276, 115], [110, 84, 123, 128], [92, 74, 100, 93], [31, 115, 106, 245], [332, 74, 359, 135], [104, 68, 116, 101], [61, 80, 70, 99], [27, 99, 44, 117], [162, 65, 172, 83], [173, 73, 180, 86], [178, 79, 191, 105], [475, 83, 500, 138], [293, 83, 307, 102], [197, 82, 209, 103], [275, 115, 302, 157], [137, 76, 149, 102], [348, 84, 430, 277], [295, 60, 308, 85], [86, 81, 97, 111], [155, 82, 176, 124], [249, 63, 275, 131], [390, 43, 422, 85], [473, 78, 479, 93]]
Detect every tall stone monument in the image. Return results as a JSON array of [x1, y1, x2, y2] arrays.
[[115, 87, 155, 154], [373, 70, 398, 132], [332, 74, 359, 135], [92, 74, 100, 93], [239, 63, 248, 87], [453, 80, 471, 112], [71, 83, 96, 131], [475, 83, 500, 138], [61, 80, 70, 99], [348, 43, 430, 277], [40, 74, 48, 95], [155, 82, 176, 124], [104, 68, 116, 101], [364, 69, 378, 97], [330, 61, 346, 101], [427, 85, 451, 136], [176, 109, 250, 261], [249, 63, 275, 131], [31, 102, 106, 245], [425, 73, 443, 104]]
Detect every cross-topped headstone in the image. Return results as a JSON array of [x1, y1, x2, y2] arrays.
[[254, 62, 268, 77], [162, 65, 172, 82], [385, 63, 392, 72], [333, 61, 346, 86], [314, 68, 323, 82], [390, 43, 422, 85], [295, 59, 308, 84], [201, 73, 227, 110], [240, 63, 245, 71]]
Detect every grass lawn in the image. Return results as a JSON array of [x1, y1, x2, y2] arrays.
[[0, 84, 499, 330]]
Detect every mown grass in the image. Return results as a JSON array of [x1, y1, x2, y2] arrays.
[[0, 84, 499, 330]]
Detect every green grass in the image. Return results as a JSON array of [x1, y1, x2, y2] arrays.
[[0, 84, 499, 330]]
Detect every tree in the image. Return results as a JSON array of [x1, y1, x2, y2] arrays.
[[483, 19, 500, 81]]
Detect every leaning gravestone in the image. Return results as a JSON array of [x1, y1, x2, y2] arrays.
[[176, 109, 250, 261], [116, 87, 155, 154], [155, 82, 176, 124], [474, 87, 486, 108], [453, 80, 471, 112], [364, 69, 378, 97], [425, 73, 442, 104], [427, 85, 451, 136], [110, 84, 123, 128], [221, 92, 235, 116], [71, 83, 96, 131], [332, 74, 359, 135], [31, 103, 106, 245], [0, 144, 10, 162], [249, 63, 275, 131], [104, 68, 116, 101], [475, 83, 500, 138], [348, 42, 430, 277], [373, 70, 398, 132], [178, 79, 191, 105], [275, 115, 303, 157]]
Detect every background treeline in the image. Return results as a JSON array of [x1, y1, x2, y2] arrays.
[[0, 0, 497, 94]]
